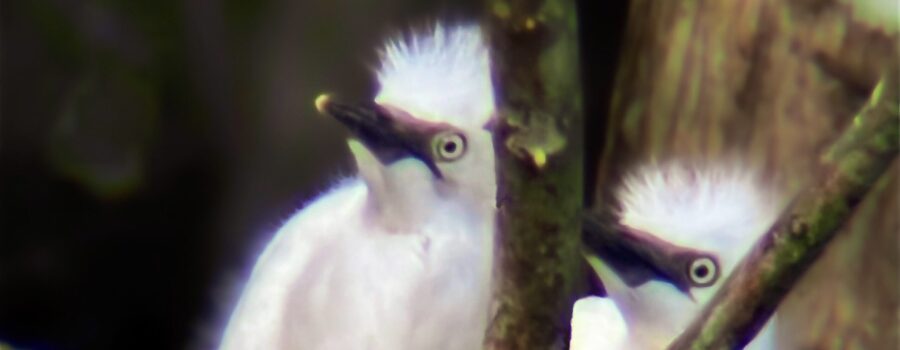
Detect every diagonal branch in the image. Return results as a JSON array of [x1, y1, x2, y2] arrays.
[[667, 68, 899, 349]]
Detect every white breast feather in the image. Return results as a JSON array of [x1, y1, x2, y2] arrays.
[[375, 24, 494, 127]]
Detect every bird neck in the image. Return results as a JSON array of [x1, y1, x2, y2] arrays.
[[370, 167, 439, 232], [361, 159, 492, 234]]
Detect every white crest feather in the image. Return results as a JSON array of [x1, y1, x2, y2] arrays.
[[375, 24, 495, 127], [616, 162, 781, 255]]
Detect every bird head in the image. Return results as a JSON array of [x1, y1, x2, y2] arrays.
[[316, 24, 496, 231], [585, 162, 782, 346]]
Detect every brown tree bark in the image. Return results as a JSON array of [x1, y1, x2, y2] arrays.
[[669, 72, 898, 349], [590, 0, 899, 348], [483, 0, 585, 348]]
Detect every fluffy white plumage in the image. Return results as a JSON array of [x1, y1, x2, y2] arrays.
[[375, 24, 494, 127], [617, 162, 778, 257], [219, 23, 497, 350], [572, 161, 783, 350], [570, 296, 627, 349]]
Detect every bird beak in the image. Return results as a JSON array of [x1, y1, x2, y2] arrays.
[[582, 212, 719, 295], [314, 94, 446, 178]]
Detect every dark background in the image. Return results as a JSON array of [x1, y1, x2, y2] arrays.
[[0, 1, 626, 349]]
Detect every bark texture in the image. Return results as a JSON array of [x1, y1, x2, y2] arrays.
[[668, 73, 898, 349], [483, 0, 584, 349], [590, 0, 898, 348]]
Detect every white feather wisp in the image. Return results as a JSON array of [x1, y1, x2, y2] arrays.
[[375, 24, 494, 127], [616, 162, 782, 263]]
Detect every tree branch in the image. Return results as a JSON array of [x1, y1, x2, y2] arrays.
[[482, 0, 585, 348], [668, 68, 899, 349]]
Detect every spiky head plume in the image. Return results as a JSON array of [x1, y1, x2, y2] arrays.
[[616, 162, 781, 259], [375, 24, 494, 128]]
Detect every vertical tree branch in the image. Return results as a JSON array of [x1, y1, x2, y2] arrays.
[[483, 0, 584, 349], [668, 70, 899, 349]]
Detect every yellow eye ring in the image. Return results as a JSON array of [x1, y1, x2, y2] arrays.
[[688, 257, 718, 286], [434, 132, 466, 161]]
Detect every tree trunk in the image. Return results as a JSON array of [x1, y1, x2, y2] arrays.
[[669, 73, 898, 349], [590, 0, 898, 348], [483, 0, 585, 348]]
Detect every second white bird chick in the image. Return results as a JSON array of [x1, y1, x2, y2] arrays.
[[220, 24, 497, 350], [573, 162, 783, 350]]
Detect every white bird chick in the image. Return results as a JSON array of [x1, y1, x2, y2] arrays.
[[572, 162, 782, 350], [219, 24, 497, 350]]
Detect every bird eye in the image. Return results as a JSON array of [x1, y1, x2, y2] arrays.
[[433, 132, 466, 161], [687, 257, 718, 287]]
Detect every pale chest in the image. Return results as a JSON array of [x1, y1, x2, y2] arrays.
[[283, 228, 493, 349]]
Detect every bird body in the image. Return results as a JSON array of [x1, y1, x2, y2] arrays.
[[222, 178, 493, 349], [573, 162, 783, 350], [220, 24, 497, 350]]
